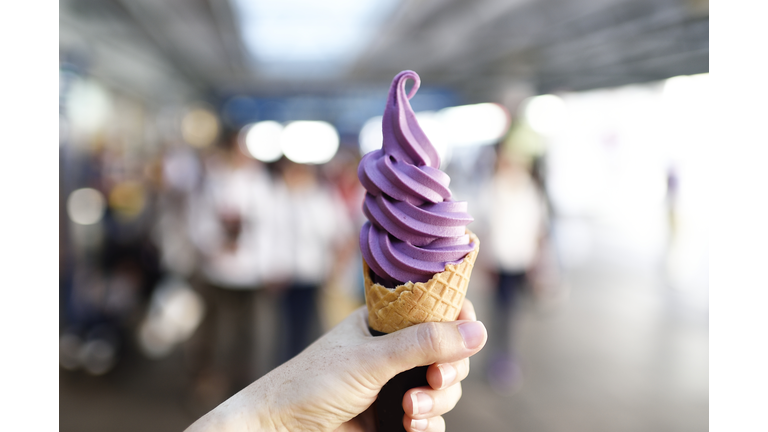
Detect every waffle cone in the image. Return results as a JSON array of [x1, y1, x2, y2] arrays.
[[364, 230, 480, 333]]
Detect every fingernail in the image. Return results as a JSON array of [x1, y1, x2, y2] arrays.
[[437, 363, 457, 388], [411, 391, 433, 416], [458, 321, 485, 349], [411, 418, 428, 431]]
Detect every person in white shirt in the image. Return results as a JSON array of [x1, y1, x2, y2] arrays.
[[480, 150, 547, 394], [186, 133, 275, 395], [269, 160, 353, 363]]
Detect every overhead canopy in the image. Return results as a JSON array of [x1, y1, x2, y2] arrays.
[[59, 0, 708, 103]]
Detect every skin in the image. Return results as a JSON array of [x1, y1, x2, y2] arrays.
[[186, 300, 487, 432]]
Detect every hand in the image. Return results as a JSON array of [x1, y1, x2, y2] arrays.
[[185, 299, 487, 432]]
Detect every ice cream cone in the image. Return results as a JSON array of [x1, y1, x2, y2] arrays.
[[364, 230, 479, 334]]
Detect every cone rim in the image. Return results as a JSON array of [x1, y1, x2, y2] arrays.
[[363, 229, 479, 333]]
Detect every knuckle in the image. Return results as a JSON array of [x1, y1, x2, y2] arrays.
[[416, 322, 447, 358], [440, 382, 462, 413]]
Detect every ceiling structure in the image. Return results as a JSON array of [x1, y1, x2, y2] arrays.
[[59, 0, 708, 106]]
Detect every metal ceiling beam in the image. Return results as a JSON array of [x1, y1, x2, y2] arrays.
[[112, 0, 211, 94], [206, 0, 249, 74], [60, 0, 708, 102]]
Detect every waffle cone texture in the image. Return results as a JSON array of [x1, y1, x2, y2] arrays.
[[364, 230, 480, 333]]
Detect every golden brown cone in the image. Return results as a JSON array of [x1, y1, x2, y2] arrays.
[[364, 230, 480, 333]]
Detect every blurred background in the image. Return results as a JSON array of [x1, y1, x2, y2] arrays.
[[58, 0, 708, 430]]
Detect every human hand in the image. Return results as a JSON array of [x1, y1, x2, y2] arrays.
[[185, 299, 486, 432]]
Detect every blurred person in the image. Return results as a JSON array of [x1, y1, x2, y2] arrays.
[[153, 144, 203, 278], [665, 164, 679, 246], [270, 159, 353, 364], [478, 149, 548, 395], [186, 131, 274, 398], [663, 164, 683, 282], [186, 300, 487, 432], [323, 148, 365, 225]]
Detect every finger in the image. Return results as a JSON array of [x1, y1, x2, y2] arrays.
[[456, 299, 476, 321], [403, 382, 462, 420], [426, 357, 470, 390], [365, 320, 487, 380], [403, 414, 446, 432]]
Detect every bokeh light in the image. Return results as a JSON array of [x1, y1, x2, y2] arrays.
[[65, 79, 113, 136], [181, 106, 220, 148], [437, 103, 510, 147], [281, 121, 339, 164], [522, 94, 567, 135], [241, 121, 284, 162], [108, 181, 147, 220], [138, 279, 205, 359], [67, 188, 106, 225]]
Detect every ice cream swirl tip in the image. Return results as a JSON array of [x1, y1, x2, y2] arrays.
[[358, 70, 475, 286]]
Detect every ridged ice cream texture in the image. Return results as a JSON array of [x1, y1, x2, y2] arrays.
[[358, 70, 476, 286]]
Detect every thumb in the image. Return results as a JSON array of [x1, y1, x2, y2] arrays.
[[367, 320, 487, 382]]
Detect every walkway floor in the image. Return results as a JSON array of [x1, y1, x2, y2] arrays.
[[60, 219, 709, 432]]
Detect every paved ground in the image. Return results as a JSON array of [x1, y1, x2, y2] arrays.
[[60, 218, 708, 432]]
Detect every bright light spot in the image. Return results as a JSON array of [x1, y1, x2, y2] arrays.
[[108, 181, 146, 220], [242, 121, 284, 162], [67, 188, 106, 225], [359, 116, 383, 155], [66, 79, 113, 136], [415, 112, 450, 167], [437, 103, 510, 147], [181, 107, 220, 148], [523, 94, 567, 135], [281, 121, 339, 164], [138, 278, 205, 359]]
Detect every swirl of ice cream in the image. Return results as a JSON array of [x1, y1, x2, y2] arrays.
[[358, 70, 475, 286]]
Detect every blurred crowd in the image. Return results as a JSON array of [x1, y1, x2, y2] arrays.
[[58, 69, 561, 408], [59, 75, 369, 402], [61, 66, 708, 412]]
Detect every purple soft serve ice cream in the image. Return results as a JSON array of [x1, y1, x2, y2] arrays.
[[358, 70, 476, 287]]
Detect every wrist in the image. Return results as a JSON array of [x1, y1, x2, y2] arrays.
[[186, 389, 287, 432], [220, 390, 289, 432]]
